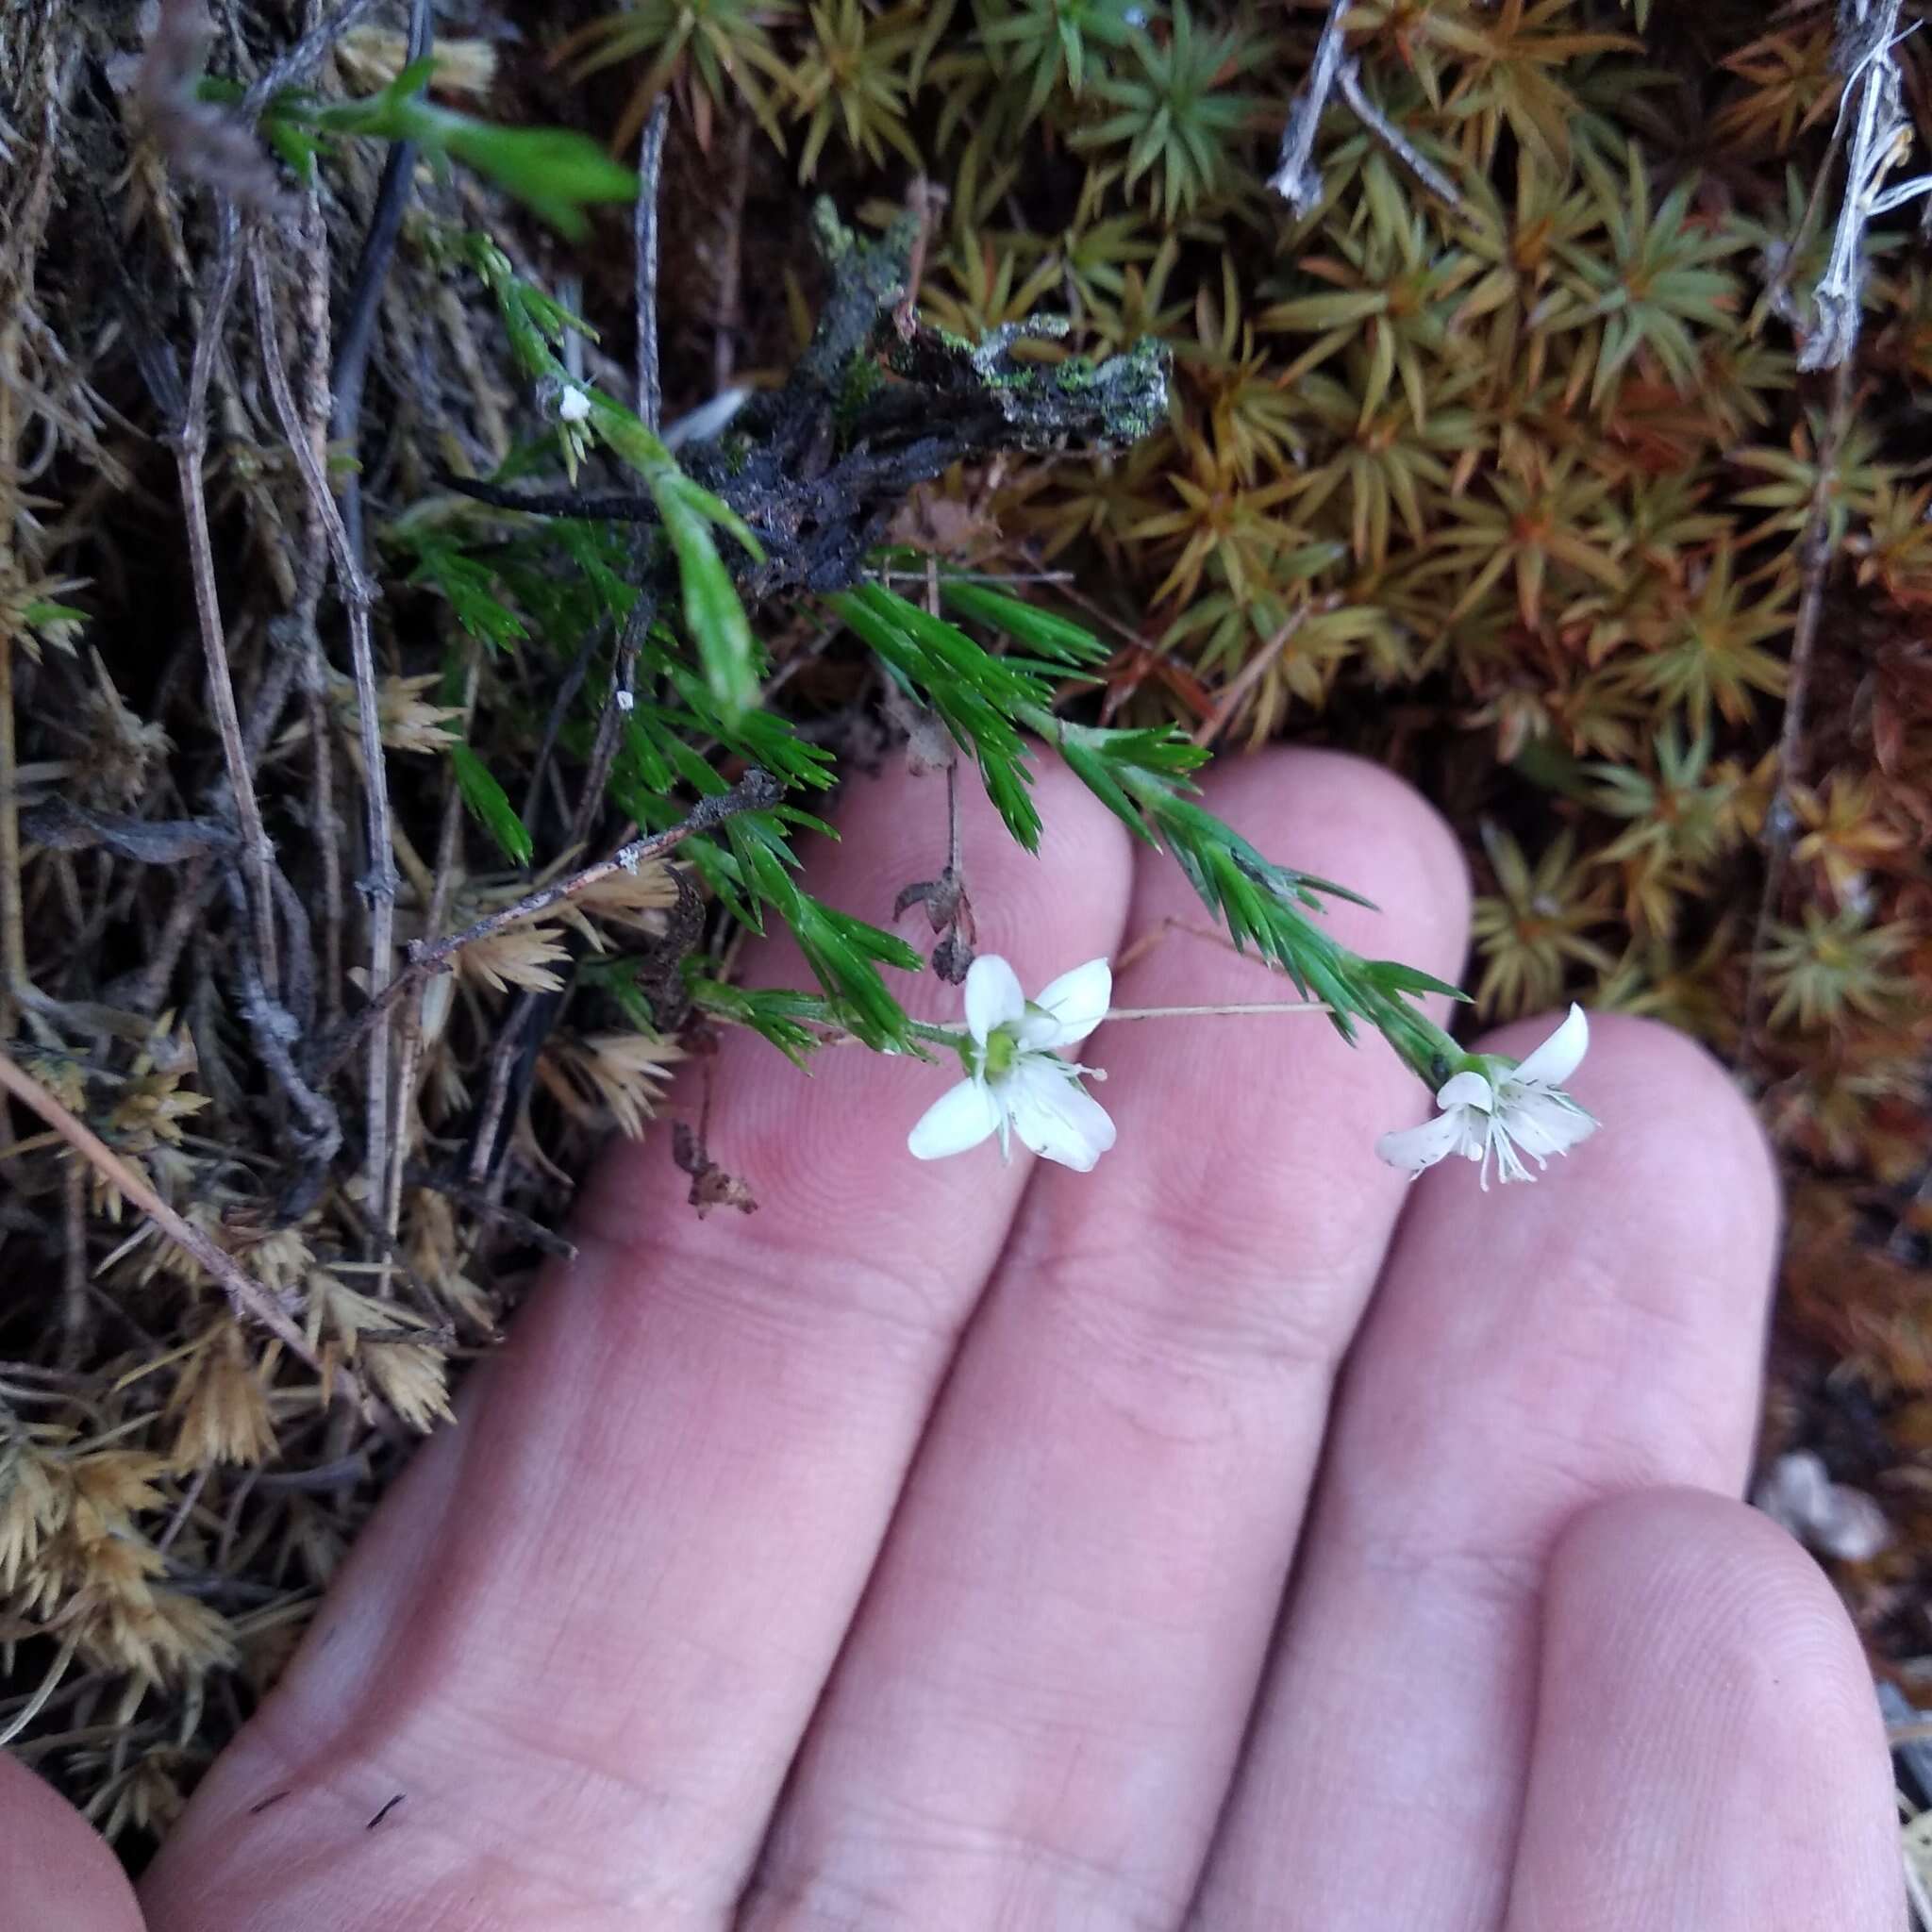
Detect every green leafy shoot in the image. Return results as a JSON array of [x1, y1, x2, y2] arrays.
[[204, 64, 640, 238], [835, 576, 1461, 1074], [975, 0, 1153, 127], [466, 238, 765, 718], [447, 742, 534, 865], [717, 810, 924, 1049], [935, 578, 1112, 668], [1071, 1, 1274, 220], [398, 528, 530, 652], [685, 975, 846, 1066], [550, 0, 798, 153], [1033, 708, 1463, 1067], [827, 583, 1067, 849], [607, 741, 919, 1051]]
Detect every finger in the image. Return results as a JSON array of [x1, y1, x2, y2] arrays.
[[1192, 1016, 1782, 1932], [0, 1754, 142, 1932], [142, 759, 1136, 1932], [743, 751, 1472, 1930], [1507, 1489, 1902, 1932]]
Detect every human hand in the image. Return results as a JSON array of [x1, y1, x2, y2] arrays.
[[5, 752, 1902, 1932]]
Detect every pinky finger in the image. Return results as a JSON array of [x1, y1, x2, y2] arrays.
[[1506, 1490, 1904, 1932]]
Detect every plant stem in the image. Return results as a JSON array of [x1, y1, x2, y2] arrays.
[[1101, 1001, 1330, 1022], [176, 209, 281, 1002], [332, 0, 431, 570], [634, 96, 670, 430], [1742, 350, 1858, 1069], [250, 230, 397, 1250], [319, 769, 782, 1077], [0, 1047, 325, 1373]]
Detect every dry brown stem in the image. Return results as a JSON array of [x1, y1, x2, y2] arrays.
[[175, 208, 282, 1003], [634, 96, 671, 430], [0, 1046, 322, 1372], [327, 769, 781, 1076], [247, 226, 396, 1251], [1742, 351, 1860, 1066], [1193, 600, 1315, 748]]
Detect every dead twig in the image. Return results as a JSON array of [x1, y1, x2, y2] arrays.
[[0, 1046, 323, 1372], [173, 207, 281, 1003], [238, 0, 384, 119], [1268, 0, 1351, 213], [383, 643, 475, 1254], [1800, 0, 1928, 371], [1742, 352, 1860, 1066], [322, 769, 782, 1078], [634, 96, 671, 430], [332, 0, 431, 568], [711, 111, 753, 391], [892, 176, 945, 340], [248, 225, 396, 1252], [1334, 59, 1467, 217], [574, 590, 657, 852], [465, 989, 543, 1189]]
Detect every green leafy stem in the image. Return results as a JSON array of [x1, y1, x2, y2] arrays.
[[200, 61, 640, 239], [825, 575, 1468, 1091]]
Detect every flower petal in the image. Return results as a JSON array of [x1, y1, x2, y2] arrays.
[[1504, 1091, 1599, 1161], [962, 954, 1025, 1045], [1510, 1002, 1590, 1091], [1019, 957, 1113, 1048], [908, 1077, 1003, 1161], [1435, 1068, 1496, 1112], [1004, 1059, 1116, 1172], [1375, 1105, 1480, 1176]]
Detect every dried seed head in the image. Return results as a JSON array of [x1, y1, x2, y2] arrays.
[[546, 1032, 685, 1137], [168, 1325, 277, 1471], [238, 1224, 315, 1295], [67, 1450, 168, 1523], [573, 860, 680, 932], [306, 1273, 456, 1433], [100, 1752, 190, 1843], [72, 1572, 239, 1683], [334, 25, 498, 95], [0, 1438, 66, 1593], [325, 671, 463, 755], [406, 1190, 495, 1333], [363, 1339, 455, 1435], [458, 923, 571, 995]]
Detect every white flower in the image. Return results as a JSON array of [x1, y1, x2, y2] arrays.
[[908, 955, 1116, 1172], [1375, 1003, 1599, 1190]]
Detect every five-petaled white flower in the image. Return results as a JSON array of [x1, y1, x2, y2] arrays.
[[1376, 1003, 1598, 1189], [908, 955, 1115, 1172]]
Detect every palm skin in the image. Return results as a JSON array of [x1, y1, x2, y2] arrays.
[[2, 750, 1902, 1932]]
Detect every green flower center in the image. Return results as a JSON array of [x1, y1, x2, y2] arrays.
[[983, 1026, 1021, 1079]]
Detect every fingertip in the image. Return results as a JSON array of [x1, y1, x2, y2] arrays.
[[1549, 1487, 1880, 1720], [1518, 1487, 1902, 1932], [0, 1754, 142, 1932]]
